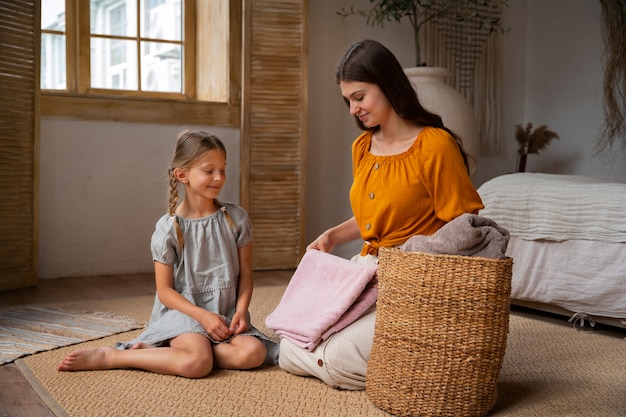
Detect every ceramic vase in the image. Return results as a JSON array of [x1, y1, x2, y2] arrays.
[[404, 66, 480, 174]]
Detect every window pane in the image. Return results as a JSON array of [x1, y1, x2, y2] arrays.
[[42, 0, 66, 30], [41, 0, 66, 90], [91, 38, 138, 90], [41, 33, 67, 89], [91, 0, 137, 37], [142, 0, 181, 41], [141, 42, 181, 92]]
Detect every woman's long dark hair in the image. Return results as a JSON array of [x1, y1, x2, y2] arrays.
[[335, 39, 471, 171]]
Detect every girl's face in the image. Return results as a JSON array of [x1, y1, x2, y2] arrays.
[[183, 149, 227, 200], [339, 80, 393, 128]]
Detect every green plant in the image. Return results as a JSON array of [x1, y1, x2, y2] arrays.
[[514, 123, 559, 172], [337, 0, 508, 67]]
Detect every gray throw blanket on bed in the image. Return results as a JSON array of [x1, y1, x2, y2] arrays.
[[400, 213, 510, 259]]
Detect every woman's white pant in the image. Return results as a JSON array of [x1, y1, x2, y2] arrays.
[[278, 309, 376, 391]]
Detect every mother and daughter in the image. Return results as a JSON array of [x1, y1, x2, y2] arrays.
[[58, 38, 482, 388]]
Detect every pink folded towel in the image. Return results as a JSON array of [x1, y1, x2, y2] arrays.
[[265, 249, 378, 351]]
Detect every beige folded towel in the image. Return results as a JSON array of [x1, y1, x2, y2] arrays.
[[400, 213, 510, 259]]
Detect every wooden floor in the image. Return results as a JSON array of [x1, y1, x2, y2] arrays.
[[1, 271, 624, 417], [0, 270, 293, 417]]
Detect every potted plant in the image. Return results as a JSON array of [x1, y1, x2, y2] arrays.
[[514, 123, 559, 172], [337, 0, 508, 67]]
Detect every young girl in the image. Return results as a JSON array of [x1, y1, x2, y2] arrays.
[[57, 130, 278, 378]]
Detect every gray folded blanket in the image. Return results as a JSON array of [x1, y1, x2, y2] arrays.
[[400, 213, 510, 259]]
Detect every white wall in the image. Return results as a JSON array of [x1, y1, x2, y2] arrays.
[[475, 0, 625, 184], [38, 120, 239, 278], [306, 0, 626, 259]]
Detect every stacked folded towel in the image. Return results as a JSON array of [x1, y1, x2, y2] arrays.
[[265, 249, 378, 350]]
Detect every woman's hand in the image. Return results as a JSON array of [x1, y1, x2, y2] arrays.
[[198, 311, 233, 341], [306, 217, 361, 253], [306, 231, 334, 253], [230, 311, 250, 335]]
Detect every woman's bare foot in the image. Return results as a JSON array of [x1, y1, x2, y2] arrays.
[[57, 346, 115, 372]]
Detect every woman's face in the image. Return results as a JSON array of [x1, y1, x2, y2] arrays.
[[339, 81, 392, 128]]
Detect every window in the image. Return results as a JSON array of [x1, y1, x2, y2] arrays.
[[40, 0, 241, 126]]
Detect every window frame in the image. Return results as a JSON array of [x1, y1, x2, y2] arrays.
[[41, 0, 241, 127]]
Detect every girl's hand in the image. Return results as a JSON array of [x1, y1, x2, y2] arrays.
[[230, 311, 250, 334], [199, 311, 233, 341]]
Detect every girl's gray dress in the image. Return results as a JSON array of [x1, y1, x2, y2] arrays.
[[116, 202, 279, 365]]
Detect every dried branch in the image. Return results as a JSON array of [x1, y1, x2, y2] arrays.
[[597, 0, 626, 154], [514, 123, 559, 155]]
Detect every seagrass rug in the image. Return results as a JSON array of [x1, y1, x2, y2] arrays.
[[14, 284, 626, 417], [0, 306, 144, 364]]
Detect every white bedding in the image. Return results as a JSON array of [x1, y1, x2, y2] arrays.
[[477, 173, 626, 326], [506, 237, 626, 320], [478, 173, 626, 243]]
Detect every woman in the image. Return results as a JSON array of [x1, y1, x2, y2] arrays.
[[277, 39, 484, 390]]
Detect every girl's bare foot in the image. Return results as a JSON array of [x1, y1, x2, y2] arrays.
[[57, 347, 115, 372], [130, 342, 152, 350]]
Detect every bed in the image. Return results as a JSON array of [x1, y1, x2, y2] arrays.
[[477, 172, 626, 330]]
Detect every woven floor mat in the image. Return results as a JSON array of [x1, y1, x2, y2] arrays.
[[15, 284, 626, 417]]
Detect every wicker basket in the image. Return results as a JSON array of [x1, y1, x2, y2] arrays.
[[366, 247, 513, 417]]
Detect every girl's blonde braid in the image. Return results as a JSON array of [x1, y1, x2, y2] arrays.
[[215, 199, 235, 231], [168, 168, 184, 252]]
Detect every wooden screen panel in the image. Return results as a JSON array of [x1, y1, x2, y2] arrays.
[[242, 0, 308, 269], [0, 0, 40, 290]]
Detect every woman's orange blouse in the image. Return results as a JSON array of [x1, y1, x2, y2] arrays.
[[350, 126, 484, 256]]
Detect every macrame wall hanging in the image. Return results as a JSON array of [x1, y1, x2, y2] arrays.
[[420, 3, 504, 155]]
